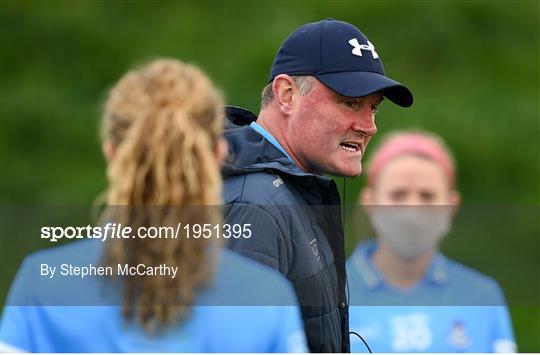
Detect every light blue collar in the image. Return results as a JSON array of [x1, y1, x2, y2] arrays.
[[249, 122, 294, 163], [353, 240, 447, 290]]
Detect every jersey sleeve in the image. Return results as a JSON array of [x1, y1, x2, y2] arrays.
[[491, 306, 517, 352], [270, 281, 308, 353], [489, 282, 517, 352], [1, 256, 37, 352]]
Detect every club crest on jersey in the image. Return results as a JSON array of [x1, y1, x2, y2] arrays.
[[349, 38, 379, 59], [446, 321, 471, 350]]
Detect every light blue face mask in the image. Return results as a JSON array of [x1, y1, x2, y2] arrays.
[[369, 206, 452, 259]]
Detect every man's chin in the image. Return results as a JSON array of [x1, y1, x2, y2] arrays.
[[331, 165, 363, 178], [341, 171, 362, 178], [312, 161, 363, 177]]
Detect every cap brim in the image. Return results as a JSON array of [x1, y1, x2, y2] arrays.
[[315, 71, 413, 107]]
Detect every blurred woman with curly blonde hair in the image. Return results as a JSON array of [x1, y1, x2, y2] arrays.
[[1, 59, 307, 353]]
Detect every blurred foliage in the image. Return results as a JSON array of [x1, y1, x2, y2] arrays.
[[1, 0, 538, 204], [0, 0, 538, 351]]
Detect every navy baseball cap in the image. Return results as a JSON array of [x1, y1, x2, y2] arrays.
[[269, 19, 413, 107]]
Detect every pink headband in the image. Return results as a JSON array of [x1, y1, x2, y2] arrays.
[[367, 133, 455, 187]]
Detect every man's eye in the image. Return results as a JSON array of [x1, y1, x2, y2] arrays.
[[343, 100, 359, 110], [371, 105, 379, 114]]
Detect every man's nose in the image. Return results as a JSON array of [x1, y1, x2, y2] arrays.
[[352, 109, 377, 136]]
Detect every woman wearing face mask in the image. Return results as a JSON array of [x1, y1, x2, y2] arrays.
[[0, 59, 307, 353], [347, 131, 515, 353]]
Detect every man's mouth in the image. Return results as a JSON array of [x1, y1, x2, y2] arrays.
[[340, 141, 362, 154]]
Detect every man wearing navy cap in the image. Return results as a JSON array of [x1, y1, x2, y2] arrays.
[[222, 19, 413, 352]]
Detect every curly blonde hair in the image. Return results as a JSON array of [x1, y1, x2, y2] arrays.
[[100, 58, 224, 330]]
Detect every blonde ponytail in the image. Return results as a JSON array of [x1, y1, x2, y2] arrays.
[[99, 59, 224, 329]]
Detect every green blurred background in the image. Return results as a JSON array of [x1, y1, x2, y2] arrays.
[[1, 0, 538, 351]]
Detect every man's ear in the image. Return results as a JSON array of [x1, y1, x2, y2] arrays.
[[102, 140, 115, 162], [360, 187, 374, 214], [272, 74, 296, 116]]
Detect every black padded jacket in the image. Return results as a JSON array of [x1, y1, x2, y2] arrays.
[[222, 106, 350, 353]]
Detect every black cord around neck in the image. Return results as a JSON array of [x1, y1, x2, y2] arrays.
[[349, 331, 373, 353]]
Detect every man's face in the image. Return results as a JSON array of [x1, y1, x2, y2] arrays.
[[285, 79, 382, 177]]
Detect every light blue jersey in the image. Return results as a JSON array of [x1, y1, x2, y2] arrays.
[[0, 240, 307, 352], [347, 241, 516, 353]]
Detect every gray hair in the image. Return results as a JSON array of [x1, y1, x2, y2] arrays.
[[260, 75, 315, 109]]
